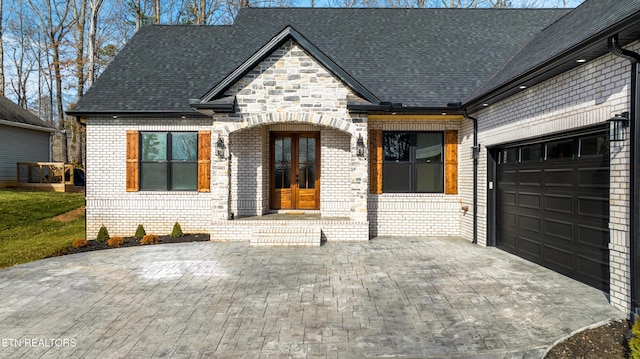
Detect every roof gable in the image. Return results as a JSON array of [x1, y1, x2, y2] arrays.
[[197, 26, 379, 106]]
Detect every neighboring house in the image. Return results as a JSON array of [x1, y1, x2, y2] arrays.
[[69, 1, 640, 315], [0, 96, 56, 186]]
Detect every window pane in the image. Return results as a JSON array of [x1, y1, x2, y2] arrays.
[[141, 163, 168, 190], [416, 133, 442, 162], [546, 140, 573, 160], [172, 133, 197, 161], [171, 163, 197, 190], [580, 134, 609, 157], [383, 163, 411, 192], [384, 133, 411, 161], [520, 145, 542, 162], [416, 163, 443, 192], [283, 164, 290, 188], [141, 132, 167, 161]]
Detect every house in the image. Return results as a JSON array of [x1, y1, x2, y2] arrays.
[[69, 0, 640, 315], [0, 96, 56, 186]]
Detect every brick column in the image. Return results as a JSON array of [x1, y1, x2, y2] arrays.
[[609, 138, 632, 312], [350, 118, 368, 221], [212, 123, 231, 220]]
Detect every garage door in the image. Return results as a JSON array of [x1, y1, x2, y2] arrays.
[[496, 131, 610, 292]]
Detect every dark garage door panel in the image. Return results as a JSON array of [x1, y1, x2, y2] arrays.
[[496, 151, 610, 292]]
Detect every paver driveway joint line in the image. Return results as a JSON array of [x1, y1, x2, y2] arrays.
[[0, 237, 625, 358]]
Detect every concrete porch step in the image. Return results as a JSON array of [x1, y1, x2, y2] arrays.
[[250, 226, 321, 246]]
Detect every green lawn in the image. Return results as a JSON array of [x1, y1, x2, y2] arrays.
[[0, 189, 85, 269]]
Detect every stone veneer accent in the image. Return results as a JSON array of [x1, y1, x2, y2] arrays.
[[209, 39, 369, 224], [468, 41, 639, 313], [85, 117, 214, 238]]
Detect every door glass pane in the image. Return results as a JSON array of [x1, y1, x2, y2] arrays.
[[172, 133, 197, 161], [308, 164, 315, 189], [283, 164, 290, 188], [545, 140, 573, 160], [416, 163, 443, 192], [275, 164, 283, 189], [500, 148, 518, 164], [141, 132, 167, 161], [384, 132, 411, 161], [520, 145, 542, 162], [171, 163, 197, 190], [275, 138, 283, 162], [299, 164, 307, 189], [274, 136, 292, 189], [299, 138, 307, 163], [283, 137, 291, 162], [141, 163, 168, 190], [579, 134, 609, 157], [416, 133, 442, 162], [308, 138, 315, 161]]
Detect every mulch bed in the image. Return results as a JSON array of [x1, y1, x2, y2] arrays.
[[545, 320, 630, 359], [55, 234, 210, 256]]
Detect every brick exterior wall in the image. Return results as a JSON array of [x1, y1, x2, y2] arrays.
[[85, 117, 214, 238], [467, 41, 640, 313], [368, 118, 463, 237]]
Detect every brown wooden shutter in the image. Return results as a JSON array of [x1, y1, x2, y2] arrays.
[[369, 130, 383, 194], [198, 131, 211, 192], [126, 130, 139, 192], [444, 130, 458, 195]]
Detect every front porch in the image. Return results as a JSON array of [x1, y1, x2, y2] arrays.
[[211, 211, 369, 244]]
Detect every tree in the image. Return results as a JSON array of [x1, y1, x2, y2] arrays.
[[87, 0, 105, 87], [0, 0, 4, 96], [5, 0, 38, 108], [27, 0, 72, 130], [71, 0, 87, 100]]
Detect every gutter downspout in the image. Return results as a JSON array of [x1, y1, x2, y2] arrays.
[[463, 110, 478, 244], [608, 34, 640, 316]]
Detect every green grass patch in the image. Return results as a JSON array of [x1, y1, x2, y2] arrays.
[[0, 189, 85, 269]]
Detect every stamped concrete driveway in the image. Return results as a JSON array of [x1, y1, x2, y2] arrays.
[[0, 237, 625, 359]]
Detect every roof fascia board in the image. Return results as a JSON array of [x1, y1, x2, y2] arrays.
[[348, 104, 460, 115], [464, 12, 640, 112], [0, 119, 57, 133], [199, 26, 380, 105], [65, 111, 211, 118]]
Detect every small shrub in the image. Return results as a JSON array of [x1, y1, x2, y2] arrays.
[[630, 317, 640, 359], [96, 225, 110, 242], [107, 237, 125, 248], [171, 222, 183, 238], [140, 234, 159, 245], [134, 224, 146, 239], [72, 238, 88, 249]]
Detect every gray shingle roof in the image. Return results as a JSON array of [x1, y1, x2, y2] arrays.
[[467, 0, 640, 105], [0, 96, 54, 130], [71, 7, 569, 115]]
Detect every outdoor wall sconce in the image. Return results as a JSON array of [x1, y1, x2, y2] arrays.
[[356, 134, 365, 157], [607, 112, 630, 142], [471, 144, 481, 160], [216, 135, 226, 159]]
